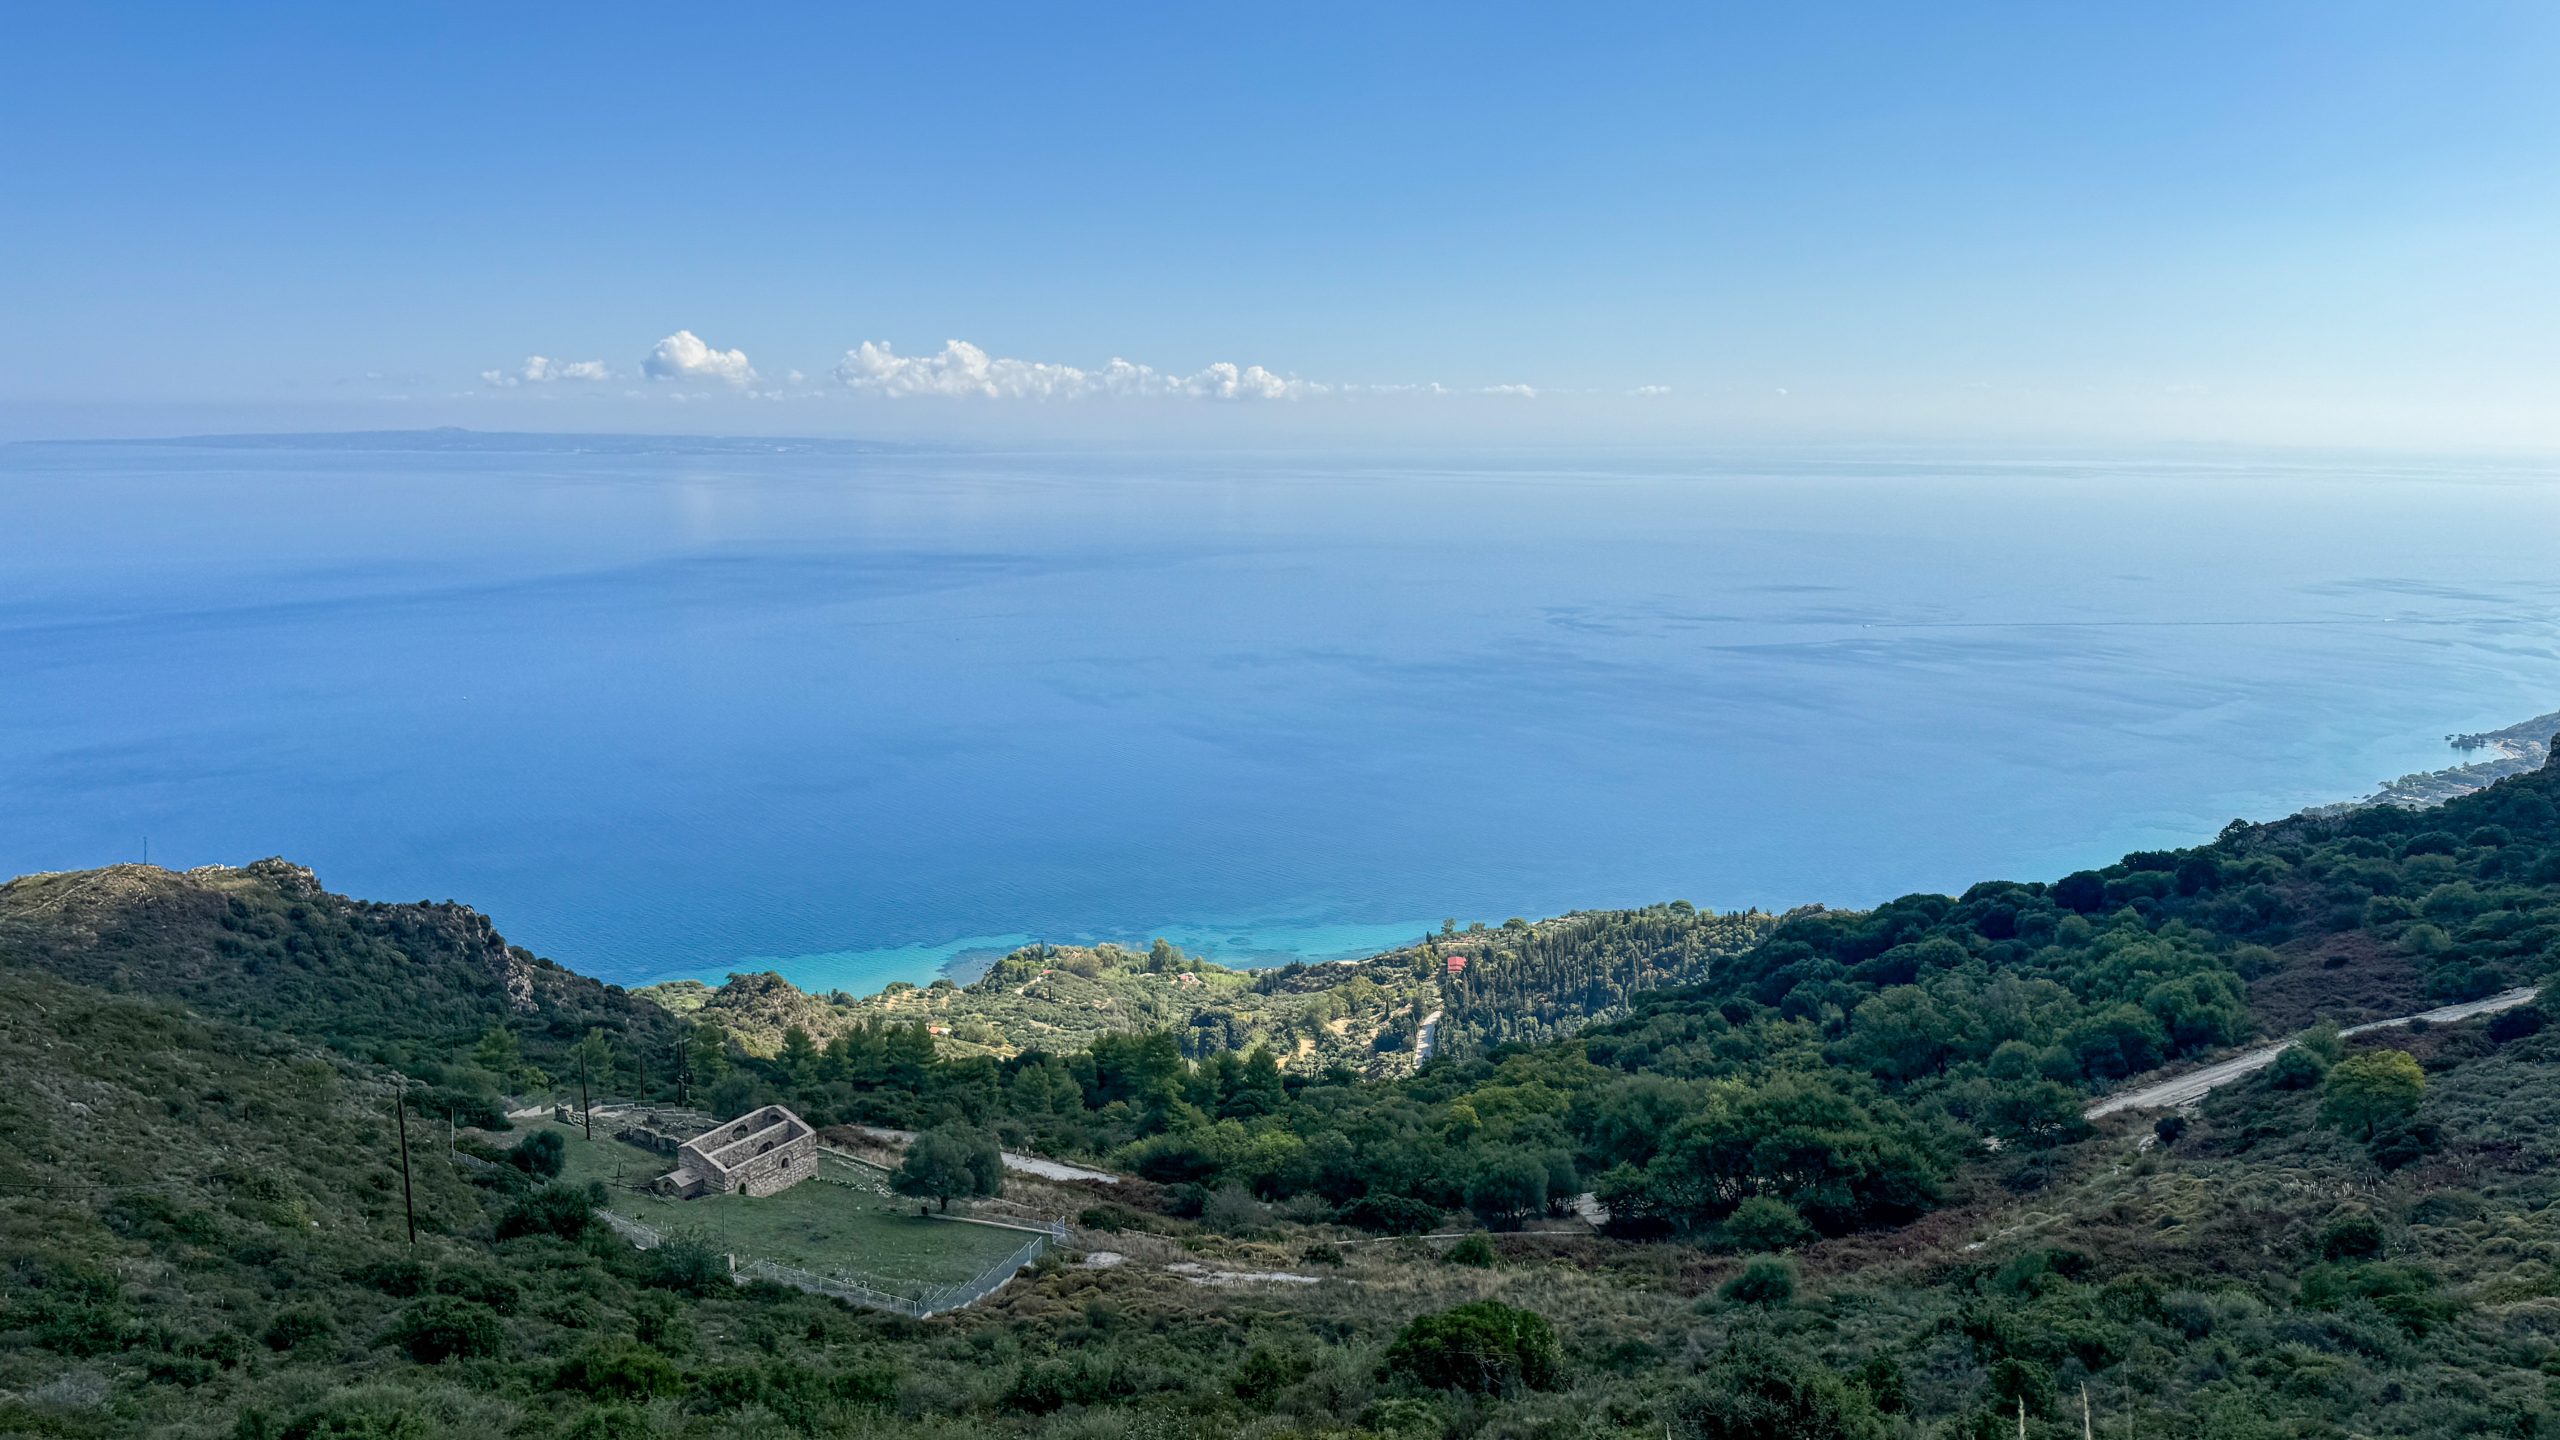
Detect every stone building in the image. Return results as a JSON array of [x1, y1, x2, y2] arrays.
[[654, 1104, 818, 1199]]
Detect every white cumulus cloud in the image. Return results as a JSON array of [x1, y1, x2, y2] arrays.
[[834, 339, 1329, 402], [645, 330, 756, 385], [835, 339, 1092, 399], [481, 355, 612, 387]]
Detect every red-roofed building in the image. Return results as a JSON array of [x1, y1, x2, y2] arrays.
[[1446, 954, 1468, 974]]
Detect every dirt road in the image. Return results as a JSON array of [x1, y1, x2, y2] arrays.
[[2084, 985, 2541, 1119], [851, 1125, 1121, 1184]]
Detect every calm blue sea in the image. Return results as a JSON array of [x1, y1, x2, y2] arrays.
[[5, 440, 2557, 996]]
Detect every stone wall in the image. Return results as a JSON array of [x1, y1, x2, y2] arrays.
[[676, 1104, 817, 1198], [725, 1138, 817, 1197]]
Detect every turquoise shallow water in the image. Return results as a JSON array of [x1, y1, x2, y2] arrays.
[[3, 441, 2557, 991]]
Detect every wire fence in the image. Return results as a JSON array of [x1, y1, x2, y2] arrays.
[[740, 1228, 1054, 1317], [596, 1208, 663, 1248], [596, 1207, 1061, 1318]]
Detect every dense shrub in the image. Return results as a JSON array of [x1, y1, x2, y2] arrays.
[[2367, 1118, 2444, 1170], [1671, 1333, 1886, 1440], [1338, 1193, 1445, 1235], [689, 1361, 897, 1426], [1076, 1202, 1152, 1232], [2314, 1210, 2386, 1262], [1379, 1300, 1562, 1395], [261, 1305, 335, 1352], [383, 1295, 508, 1364], [2268, 1046, 2327, 1090], [553, 1338, 682, 1401], [1233, 1343, 1315, 1403], [507, 1129, 566, 1179], [1443, 1232, 1496, 1268], [496, 1182, 602, 1241], [2299, 1261, 2452, 1335], [1718, 1258, 1798, 1307], [2490, 1004, 2547, 1044], [1722, 1196, 1812, 1251], [642, 1237, 733, 1296], [431, 1264, 521, 1314], [357, 1257, 430, 1297]]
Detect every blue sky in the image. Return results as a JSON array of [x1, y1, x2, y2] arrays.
[[4, 4, 2557, 447]]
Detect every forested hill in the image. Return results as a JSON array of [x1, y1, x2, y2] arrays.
[[1416, 905, 1776, 1059], [0, 858, 681, 1092], [640, 905, 1773, 1080]]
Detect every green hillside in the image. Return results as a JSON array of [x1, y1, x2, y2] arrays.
[[1, 742, 2557, 1436], [0, 859, 684, 1098]]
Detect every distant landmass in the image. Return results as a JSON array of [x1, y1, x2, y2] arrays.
[[637, 903, 1774, 1077], [10, 425, 932, 457]]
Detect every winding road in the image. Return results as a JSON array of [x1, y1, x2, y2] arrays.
[[2083, 985, 2541, 1119]]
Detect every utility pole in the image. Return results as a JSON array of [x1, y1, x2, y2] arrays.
[[2017, 1396, 2026, 1440], [578, 1052, 593, 1140], [2082, 1384, 2093, 1440], [393, 1084, 417, 1246]]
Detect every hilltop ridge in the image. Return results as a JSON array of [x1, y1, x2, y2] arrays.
[[0, 857, 681, 1081]]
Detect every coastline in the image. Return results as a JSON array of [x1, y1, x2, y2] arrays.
[[649, 703, 2560, 1012], [2305, 708, 2559, 815]]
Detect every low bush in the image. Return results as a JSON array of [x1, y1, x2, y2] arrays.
[[2268, 1047, 2327, 1091], [1719, 1258, 1798, 1307], [1722, 1196, 1812, 1252]]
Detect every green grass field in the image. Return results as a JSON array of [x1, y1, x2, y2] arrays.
[[543, 1126, 1036, 1289]]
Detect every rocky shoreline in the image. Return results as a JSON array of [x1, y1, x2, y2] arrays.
[[2308, 707, 2560, 814]]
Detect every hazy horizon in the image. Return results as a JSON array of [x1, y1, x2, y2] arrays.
[[8, 7, 2559, 451]]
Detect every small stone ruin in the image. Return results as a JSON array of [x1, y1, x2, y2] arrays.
[[652, 1104, 817, 1199]]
